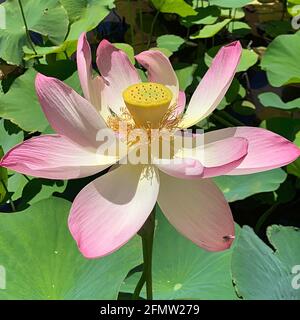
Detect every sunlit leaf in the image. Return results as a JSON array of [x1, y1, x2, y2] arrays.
[[210, 0, 252, 8], [261, 32, 300, 87], [0, 120, 24, 154], [214, 169, 287, 202], [259, 92, 300, 110], [180, 6, 220, 26], [228, 21, 251, 37], [0, 198, 142, 299], [61, 0, 115, 41], [232, 225, 300, 299], [0, 0, 69, 65], [190, 19, 231, 39], [175, 64, 197, 91], [0, 69, 48, 132], [151, 0, 197, 17], [0, 65, 82, 133], [157, 35, 185, 52]]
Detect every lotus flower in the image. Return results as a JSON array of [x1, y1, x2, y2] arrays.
[[1, 34, 299, 259]]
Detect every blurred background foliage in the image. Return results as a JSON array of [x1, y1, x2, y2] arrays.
[[0, 0, 300, 300]]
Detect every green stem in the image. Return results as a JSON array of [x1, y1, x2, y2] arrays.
[[281, 0, 287, 21], [133, 206, 156, 300], [64, 51, 70, 60], [143, 223, 154, 299], [127, 0, 135, 45], [186, 27, 191, 38], [132, 272, 146, 300], [231, 8, 237, 31], [147, 11, 160, 49], [210, 113, 234, 127], [18, 0, 37, 56], [138, 0, 145, 47], [243, 72, 252, 96], [0, 180, 16, 212], [23, 174, 31, 182], [218, 110, 246, 126], [255, 204, 278, 234]]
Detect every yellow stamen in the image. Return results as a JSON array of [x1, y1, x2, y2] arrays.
[[123, 82, 173, 128]]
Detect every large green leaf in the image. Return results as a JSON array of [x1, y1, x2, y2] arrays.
[[0, 198, 142, 299], [175, 64, 197, 91], [190, 19, 231, 39], [232, 225, 300, 299], [228, 21, 251, 37], [261, 32, 300, 87], [17, 178, 67, 208], [23, 0, 115, 60], [122, 208, 238, 299], [214, 169, 287, 202], [259, 92, 300, 110], [62, 0, 115, 41], [209, 0, 252, 8], [0, 65, 82, 133], [180, 6, 220, 26], [0, 0, 69, 65], [8, 173, 28, 202], [0, 120, 24, 154], [151, 0, 197, 17], [157, 35, 185, 52], [0, 69, 48, 132], [4, 174, 66, 209]]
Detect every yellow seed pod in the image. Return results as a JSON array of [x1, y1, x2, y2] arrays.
[[123, 82, 173, 128]]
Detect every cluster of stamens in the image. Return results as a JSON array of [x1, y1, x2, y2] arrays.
[[107, 82, 183, 146]]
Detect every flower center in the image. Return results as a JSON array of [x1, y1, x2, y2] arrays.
[[122, 82, 173, 128]]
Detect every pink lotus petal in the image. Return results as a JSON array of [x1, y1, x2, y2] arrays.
[[158, 172, 235, 251], [173, 134, 248, 178], [206, 127, 300, 175], [77, 33, 103, 112], [177, 91, 186, 115], [96, 40, 141, 115], [35, 74, 109, 149], [181, 42, 242, 128], [155, 158, 204, 179], [199, 136, 248, 178], [68, 165, 160, 258], [135, 50, 179, 104], [0, 135, 116, 180]]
